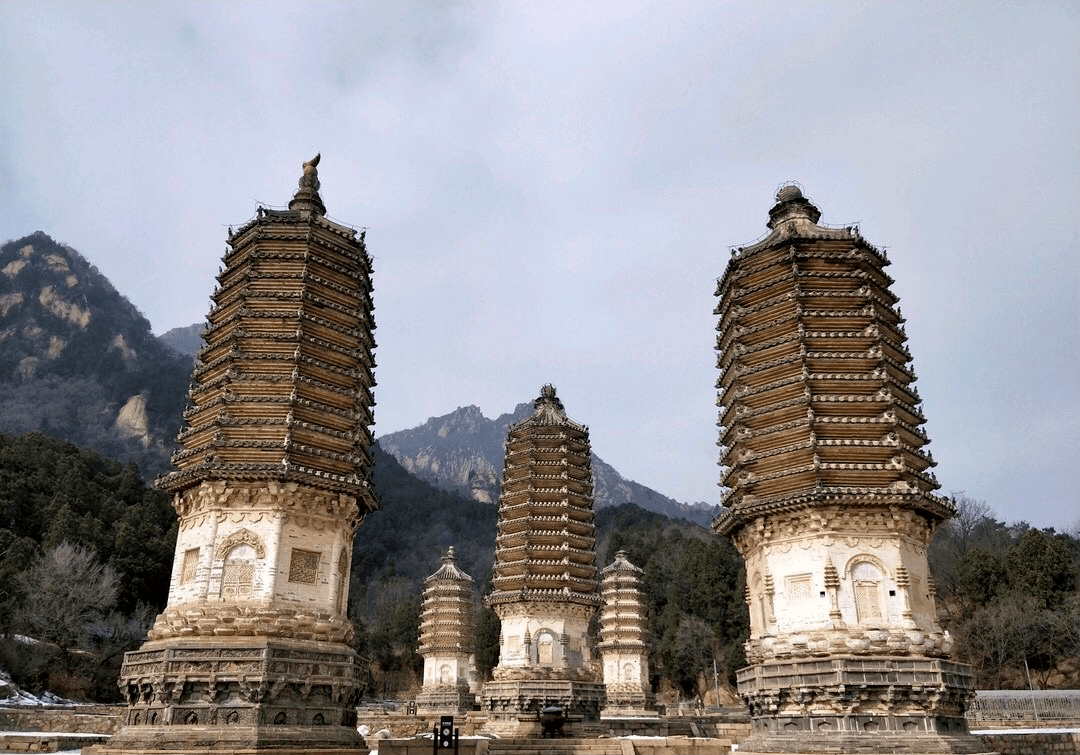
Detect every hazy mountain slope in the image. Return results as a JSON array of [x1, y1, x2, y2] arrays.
[[158, 323, 203, 359], [378, 403, 719, 526], [0, 232, 189, 475]]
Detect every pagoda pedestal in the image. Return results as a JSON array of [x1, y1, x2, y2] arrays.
[[102, 637, 365, 755], [736, 657, 983, 754], [479, 676, 606, 737]]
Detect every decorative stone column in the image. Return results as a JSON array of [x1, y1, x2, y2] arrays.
[[96, 156, 376, 755], [415, 547, 477, 716], [598, 551, 655, 718], [713, 185, 986, 754]]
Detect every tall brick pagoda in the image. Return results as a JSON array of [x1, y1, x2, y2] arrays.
[[480, 384, 604, 734], [415, 547, 478, 716], [99, 155, 376, 755], [598, 550, 654, 718], [713, 185, 984, 754]]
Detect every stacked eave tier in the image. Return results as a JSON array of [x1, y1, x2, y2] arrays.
[[599, 616, 648, 636], [421, 583, 475, 600], [160, 217, 376, 498], [418, 623, 476, 651], [495, 510, 596, 549], [419, 614, 476, 631], [491, 542, 597, 593], [714, 235, 935, 500]]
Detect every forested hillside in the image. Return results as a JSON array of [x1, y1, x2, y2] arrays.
[[1, 432, 1076, 703], [0, 433, 749, 703], [928, 496, 1080, 688], [0, 433, 176, 699]]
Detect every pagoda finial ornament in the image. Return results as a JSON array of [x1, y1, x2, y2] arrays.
[[288, 152, 327, 215], [714, 186, 982, 754], [529, 383, 569, 424]]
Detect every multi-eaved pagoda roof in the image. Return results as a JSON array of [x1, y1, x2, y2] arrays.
[[713, 185, 953, 536], [158, 155, 377, 512], [487, 385, 601, 608]]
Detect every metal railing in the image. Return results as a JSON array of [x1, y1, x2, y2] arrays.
[[966, 690, 1080, 725]]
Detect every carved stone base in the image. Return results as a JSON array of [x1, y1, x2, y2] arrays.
[[414, 683, 475, 717], [746, 625, 953, 665], [96, 636, 365, 754], [600, 682, 655, 718], [736, 656, 989, 754], [479, 679, 605, 736]]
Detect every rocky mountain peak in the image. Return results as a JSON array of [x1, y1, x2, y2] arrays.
[[378, 403, 719, 527], [0, 233, 191, 474]]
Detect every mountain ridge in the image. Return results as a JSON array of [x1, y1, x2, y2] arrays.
[[0, 232, 716, 527], [378, 401, 719, 527], [0, 232, 190, 475]]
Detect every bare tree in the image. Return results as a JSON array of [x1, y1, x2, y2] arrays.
[[16, 542, 119, 653], [929, 493, 1000, 597]]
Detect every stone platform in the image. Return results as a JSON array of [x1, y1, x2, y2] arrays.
[[377, 736, 738, 755], [735, 654, 989, 753], [479, 679, 605, 736], [91, 636, 365, 755], [85, 725, 369, 755]]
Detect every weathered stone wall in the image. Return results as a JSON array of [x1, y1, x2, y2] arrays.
[[0, 732, 109, 752], [0, 706, 123, 734], [978, 731, 1080, 754]]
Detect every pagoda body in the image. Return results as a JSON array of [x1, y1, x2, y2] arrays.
[[100, 156, 376, 755], [598, 551, 654, 718], [713, 186, 984, 754], [480, 385, 604, 734], [415, 547, 478, 716]]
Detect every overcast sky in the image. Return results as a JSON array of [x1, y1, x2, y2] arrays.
[[2, 2, 1077, 530]]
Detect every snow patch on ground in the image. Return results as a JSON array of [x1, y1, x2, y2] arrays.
[[0, 666, 78, 707]]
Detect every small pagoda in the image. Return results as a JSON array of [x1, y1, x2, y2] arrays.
[[97, 156, 376, 755], [598, 550, 655, 718], [415, 547, 478, 716], [480, 385, 605, 734], [713, 185, 984, 754]]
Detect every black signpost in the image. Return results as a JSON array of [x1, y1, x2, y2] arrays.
[[433, 715, 458, 754]]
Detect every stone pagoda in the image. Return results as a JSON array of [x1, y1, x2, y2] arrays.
[[415, 547, 478, 716], [598, 550, 654, 718], [480, 384, 605, 734], [713, 185, 984, 754], [99, 156, 376, 755]]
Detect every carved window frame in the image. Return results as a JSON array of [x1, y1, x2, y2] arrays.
[[180, 547, 200, 584], [846, 556, 886, 625], [288, 548, 321, 585]]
